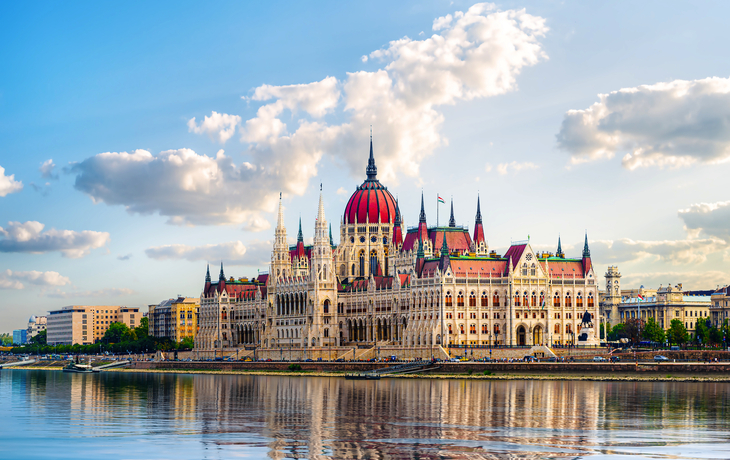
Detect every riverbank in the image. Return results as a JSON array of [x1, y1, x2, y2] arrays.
[[5, 361, 730, 382]]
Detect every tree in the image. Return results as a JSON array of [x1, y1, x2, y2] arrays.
[[0, 333, 13, 346], [623, 318, 643, 344], [103, 322, 131, 343], [179, 336, 194, 350], [600, 323, 605, 340], [695, 317, 711, 346], [709, 326, 723, 345], [607, 323, 626, 342], [667, 319, 688, 345], [30, 330, 47, 345], [134, 317, 148, 340], [642, 318, 665, 344]]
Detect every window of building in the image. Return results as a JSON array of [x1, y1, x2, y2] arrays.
[[554, 292, 560, 307]]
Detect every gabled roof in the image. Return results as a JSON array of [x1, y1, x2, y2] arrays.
[[402, 226, 473, 253], [504, 244, 527, 270]]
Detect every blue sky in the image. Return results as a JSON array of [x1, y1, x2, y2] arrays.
[[2, 1, 730, 330]]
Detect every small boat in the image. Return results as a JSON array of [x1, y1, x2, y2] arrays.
[[345, 373, 381, 380], [62, 361, 100, 373]]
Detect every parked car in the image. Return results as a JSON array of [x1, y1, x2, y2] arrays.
[[592, 356, 608, 362], [523, 355, 536, 362], [545, 357, 558, 362], [610, 356, 621, 362], [654, 355, 670, 362]]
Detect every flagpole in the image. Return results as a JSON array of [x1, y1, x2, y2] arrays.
[[437, 193, 439, 227]]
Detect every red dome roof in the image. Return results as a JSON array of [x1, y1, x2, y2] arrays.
[[344, 180, 397, 224]]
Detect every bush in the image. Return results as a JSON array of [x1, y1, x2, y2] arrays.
[[483, 370, 492, 376], [467, 369, 474, 375], [288, 363, 302, 371]]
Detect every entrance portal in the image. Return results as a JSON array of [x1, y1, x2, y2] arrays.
[[533, 326, 543, 346], [517, 326, 526, 346]]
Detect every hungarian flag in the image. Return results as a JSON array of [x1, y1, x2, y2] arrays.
[[638, 294, 645, 300], [437, 195, 445, 203]]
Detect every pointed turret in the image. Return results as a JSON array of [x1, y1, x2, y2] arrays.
[[219, 262, 225, 281], [448, 198, 456, 227], [419, 192, 426, 223], [329, 223, 334, 248], [439, 233, 450, 272], [415, 234, 426, 275], [556, 235, 565, 258], [417, 192, 428, 244], [582, 232, 592, 275], [392, 198, 403, 248], [366, 130, 377, 181], [473, 195, 486, 251], [271, 192, 290, 281], [218, 262, 226, 291], [205, 264, 211, 283], [297, 217, 303, 243]]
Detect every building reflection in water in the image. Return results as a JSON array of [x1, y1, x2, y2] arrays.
[[13, 371, 730, 460]]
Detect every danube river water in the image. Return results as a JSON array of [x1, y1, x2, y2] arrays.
[[2, 370, 730, 460]]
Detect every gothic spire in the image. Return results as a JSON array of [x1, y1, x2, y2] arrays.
[[557, 235, 564, 258], [329, 223, 334, 247], [583, 232, 591, 258], [417, 233, 425, 258], [475, 194, 482, 225], [419, 192, 426, 223], [205, 264, 211, 283], [448, 198, 456, 227], [219, 262, 225, 281], [441, 232, 449, 256], [276, 192, 284, 229], [366, 128, 377, 181], [297, 217, 303, 243], [394, 198, 401, 226]]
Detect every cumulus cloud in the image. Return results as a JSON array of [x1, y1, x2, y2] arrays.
[[679, 200, 730, 241], [73, 4, 547, 228], [117, 253, 132, 261], [590, 237, 727, 266], [0, 166, 23, 197], [336, 187, 348, 195], [187, 111, 241, 144], [0, 221, 110, 258], [496, 161, 538, 175], [557, 77, 730, 169], [69, 149, 273, 228], [145, 240, 272, 266], [0, 269, 71, 290], [46, 287, 135, 299], [39, 159, 58, 180]]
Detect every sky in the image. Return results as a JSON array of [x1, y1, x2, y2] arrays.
[[2, 1, 730, 330]]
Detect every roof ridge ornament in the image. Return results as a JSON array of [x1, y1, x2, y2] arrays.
[[448, 197, 456, 227], [366, 128, 377, 181]]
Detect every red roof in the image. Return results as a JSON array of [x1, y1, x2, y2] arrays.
[[545, 260, 585, 278], [420, 258, 508, 278], [504, 244, 527, 269], [343, 180, 397, 224], [402, 227, 472, 253]]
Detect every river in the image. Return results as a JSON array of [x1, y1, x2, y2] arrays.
[[2, 370, 730, 459]]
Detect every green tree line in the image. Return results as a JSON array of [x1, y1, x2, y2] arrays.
[[603, 317, 730, 346], [9, 318, 194, 355]]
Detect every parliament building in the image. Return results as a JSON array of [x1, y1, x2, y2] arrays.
[[195, 140, 600, 357]]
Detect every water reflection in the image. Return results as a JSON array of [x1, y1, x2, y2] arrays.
[[3, 371, 730, 460]]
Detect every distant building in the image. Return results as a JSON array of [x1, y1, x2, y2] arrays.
[[710, 286, 730, 327], [47, 306, 141, 345], [148, 297, 200, 343], [12, 329, 27, 345], [27, 315, 47, 341], [618, 284, 710, 336]]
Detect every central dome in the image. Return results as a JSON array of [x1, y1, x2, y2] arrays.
[[343, 138, 397, 225]]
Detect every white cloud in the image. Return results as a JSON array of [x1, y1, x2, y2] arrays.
[[679, 200, 730, 241], [187, 111, 241, 144], [69, 149, 273, 228], [46, 287, 135, 299], [0, 221, 110, 258], [336, 187, 348, 195], [557, 77, 730, 169], [76, 4, 547, 227], [590, 237, 727, 266], [145, 240, 272, 266], [621, 271, 728, 291], [0, 269, 71, 290], [117, 253, 132, 261], [496, 161, 537, 175], [39, 159, 58, 180], [0, 166, 23, 197]]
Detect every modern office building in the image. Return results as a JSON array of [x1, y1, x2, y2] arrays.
[[149, 297, 200, 343], [47, 306, 141, 345], [12, 329, 27, 345]]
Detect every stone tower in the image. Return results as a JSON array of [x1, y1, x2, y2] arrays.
[[604, 266, 621, 328], [271, 193, 291, 282]]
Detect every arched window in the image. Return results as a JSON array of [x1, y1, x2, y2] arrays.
[[351, 264, 355, 276], [553, 292, 560, 307], [531, 292, 537, 307], [565, 292, 572, 308], [523, 292, 529, 307], [540, 291, 545, 307], [514, 292, 521, 307], [370, 249, 378, 275], [530, 263, 536, 276], [482, 324, 488, 334], [576, 292, 583, 308], [493, 324, 500, 334], [493, 293, 500, 307], [359, 251, 365, 277], [481, 292, 488, 307], [588, 292, 595, 308], [318, 264, 322, 280], [554, 324, 560, 334], [384, 247, 389, 276], [323, 299, 330, 314], [445, 292, 453, 307], [448, 324, 453, 334], [469, 292, 476, 307], [457, 292, 465, 307], [521, 263, 528, 276]]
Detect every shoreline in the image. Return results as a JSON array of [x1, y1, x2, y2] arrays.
[[8, 366, 730, 382]]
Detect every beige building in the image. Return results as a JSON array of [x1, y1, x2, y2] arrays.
[[27, 315, 47, 340], [47, 305, 141, 345], [617, 284, 711, 335], [710, 286, 730, 327], [149, 297, 199, 343]]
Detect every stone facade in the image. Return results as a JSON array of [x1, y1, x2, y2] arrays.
[[194, 141, 600, 355]]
